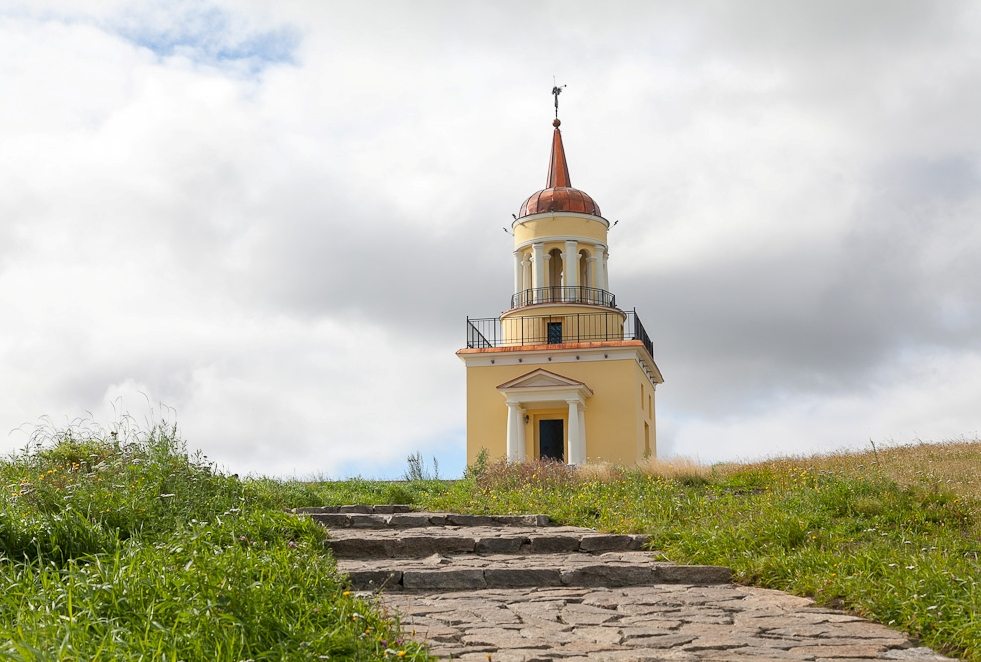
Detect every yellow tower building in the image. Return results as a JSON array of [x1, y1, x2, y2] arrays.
[[458, 114, 664, 466]]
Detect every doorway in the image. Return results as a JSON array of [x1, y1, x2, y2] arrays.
[[539, 419, 564, 461]]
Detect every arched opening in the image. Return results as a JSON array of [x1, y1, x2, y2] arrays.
[[579, 248, 591, 290], [548, 248, 563, 301]]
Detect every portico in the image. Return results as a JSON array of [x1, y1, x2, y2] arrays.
[[497, 369, 592, 464]]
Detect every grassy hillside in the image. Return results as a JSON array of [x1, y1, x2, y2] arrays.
[[296, 441, 980, 661], [4, 429, 976, 661], [0, 426, 429, 661]]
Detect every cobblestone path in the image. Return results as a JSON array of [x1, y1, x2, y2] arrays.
[[300, 506, 957, 661]]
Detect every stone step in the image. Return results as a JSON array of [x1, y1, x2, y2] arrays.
[[308, 508, 954, 661], [338, 552, 732, 592], [308, 511, 552, 529], [325, 525, 651, 558]]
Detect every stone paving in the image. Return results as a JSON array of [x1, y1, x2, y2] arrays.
[[382, 586, 955, 661], [301, 508, 958, 661]]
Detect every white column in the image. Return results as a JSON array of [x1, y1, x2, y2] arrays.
[[531, 242, 545, 295], [578, 401, 587, 461], [567, 400, 585, 465], [522, 255, 531, 299], [563, 240, 578, 299], [506, 403, 525, 462], [513, 251, 523, 294], [598, 248, 610, 291], [586, 255, 599, 289]]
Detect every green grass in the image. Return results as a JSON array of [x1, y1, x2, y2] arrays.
[[291, 442, 981, 662], [6, 427, 977, 661], [0, 425, 430, 661]]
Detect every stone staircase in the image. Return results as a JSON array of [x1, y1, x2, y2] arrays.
[[298, 506, 958, 661], [297, 505, 731, 592]]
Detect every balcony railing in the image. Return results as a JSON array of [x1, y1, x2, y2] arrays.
[[510, 286, 616, 309], [466, 308, 654, 358]]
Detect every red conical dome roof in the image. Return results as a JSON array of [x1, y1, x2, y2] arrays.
[[518, 119, 602, 218]]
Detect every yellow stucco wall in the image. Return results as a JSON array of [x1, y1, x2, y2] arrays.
[[513, 214, 608, 246], [465, 353, 657, 467], [499, 305, 625, 346]]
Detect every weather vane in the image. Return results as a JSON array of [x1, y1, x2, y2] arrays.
[[552, 78, 566, 119]]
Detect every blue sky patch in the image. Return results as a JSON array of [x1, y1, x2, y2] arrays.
[[114, 5, 298, 73]]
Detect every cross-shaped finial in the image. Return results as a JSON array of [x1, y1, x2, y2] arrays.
[[552, 79, 566, 119]]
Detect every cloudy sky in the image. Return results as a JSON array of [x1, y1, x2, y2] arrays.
[[1, 1, 979, 478]]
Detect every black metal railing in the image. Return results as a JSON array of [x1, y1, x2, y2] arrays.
[[465, 308, 654, 358], [631, 312, 654, 359], [466, 319, 494, 349], [510, 286, 616, 309]]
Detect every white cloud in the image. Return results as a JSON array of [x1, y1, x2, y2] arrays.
[[1, 2, 979, 477], [660, 349, 981, 462]]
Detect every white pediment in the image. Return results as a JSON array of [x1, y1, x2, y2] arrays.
[[497, 368, 588, 391]]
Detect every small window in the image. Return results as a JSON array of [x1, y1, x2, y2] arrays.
[[547, 321, 563, 344]]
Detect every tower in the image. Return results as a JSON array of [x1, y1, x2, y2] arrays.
[[458, 110, 664, 466]]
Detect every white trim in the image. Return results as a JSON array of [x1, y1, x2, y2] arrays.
[[497, 368, 588, 390], [497, 369, 593, 405], [515, 236, 607, 252], [459, 344, 664, 385], [500, 303, 626, 319], [502, 386, 589, 405]]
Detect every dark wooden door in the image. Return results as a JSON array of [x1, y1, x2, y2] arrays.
[[539, 419, 564, 461]]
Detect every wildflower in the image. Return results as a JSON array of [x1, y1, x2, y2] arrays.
[[342, 590, 352, 597]]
